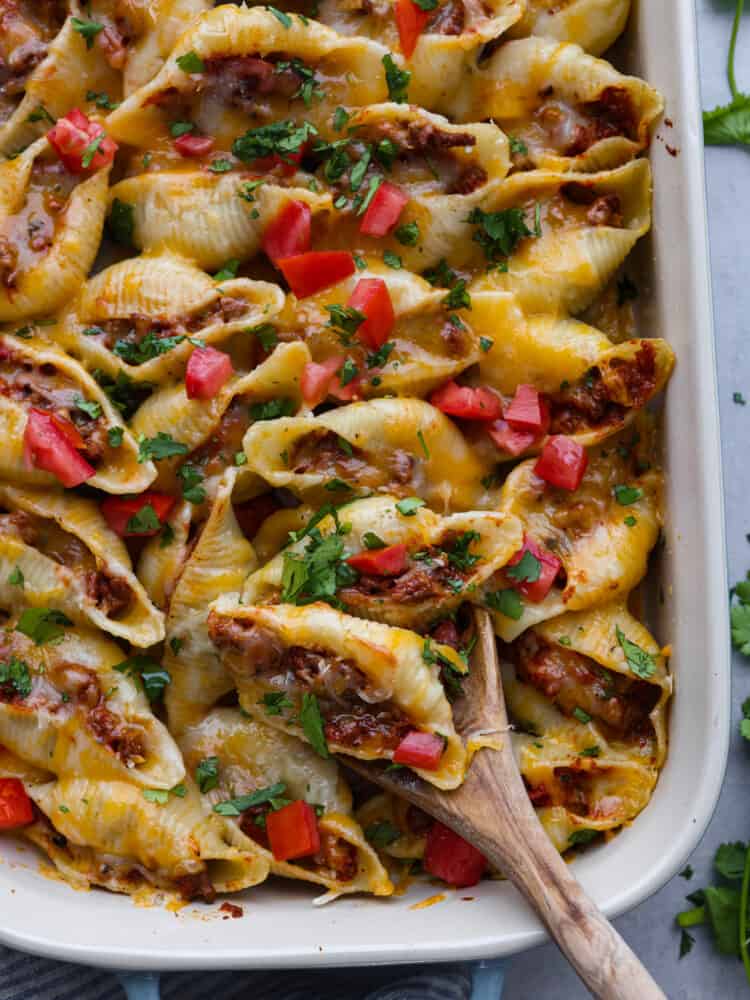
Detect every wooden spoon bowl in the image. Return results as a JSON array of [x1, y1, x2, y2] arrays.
[[342, 608, 666, 1000]]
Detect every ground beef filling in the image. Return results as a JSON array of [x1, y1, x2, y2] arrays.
[[174, 870, 216, 903], [0, 347, 109, 463], [186, 398, 250, 479], [0, 160, 79, 289], [510, 631, 659, 740], [0, 1, 67, 119], [83, 296, 248, 358], [340, 537, 475, 606], [0, 509, 133, 618], [207, 616, 414, 754], [546, 343, 657, 435], [290, 430, 414, 494], [524, 766, 594, 815], [566, 86, 639, 156]]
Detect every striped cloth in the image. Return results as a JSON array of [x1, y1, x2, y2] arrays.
[[0, 946, 472, 999]]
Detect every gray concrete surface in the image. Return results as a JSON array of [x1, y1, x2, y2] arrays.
[[504, 2, 750, 996]]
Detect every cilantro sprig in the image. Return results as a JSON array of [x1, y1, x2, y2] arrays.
[[703, 0, 750, 147]]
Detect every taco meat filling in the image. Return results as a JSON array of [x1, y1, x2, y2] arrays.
[[509, 630, 660, 741], [208, 615, 414, 755], [0, 509, 133, 618], [290, 430, 415, 495]]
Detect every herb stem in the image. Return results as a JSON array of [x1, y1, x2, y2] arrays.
[[676, 906, 707, 928], [728, 0, 745, 100], [740, 840, 750, 983]]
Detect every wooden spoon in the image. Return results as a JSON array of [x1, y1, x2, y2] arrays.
[[342, 608, 666, 1000]]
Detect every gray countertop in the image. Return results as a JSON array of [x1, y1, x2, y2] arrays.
[[505, 1, 750, 996]]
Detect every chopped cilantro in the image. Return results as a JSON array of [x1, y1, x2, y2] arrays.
[[615, 626, 657, 679], [365, 821, 401, 847], [362, 532, 386, 550], [395, 497, 425, 516], [125, 504, 160, 534], [214, 259, 240, 282], [614, 484, 643, 506], [506, 550, 540, 584], [383, 54, 410, 103], [196, 756, 220, 793], [214, 781, 289, 815], [176, 51, 205, 73], [383, 250, 402, 269], [71, 16, 103, 48], [8, 566, 23, 587], [300, 692, 329, 757], [233, 119, 317, 164], [260, 692, 293, 716], [178, 464, 206, 505], [107, 199, 135, 247], [115, 656, 171, 702], [107, 426, 124, 448], [572, 707, 591, 724], [250, 397, 296, 421], [467, 206, 535, 265], [138, 433, 187, 463], [485, 589, 523, 620], [267, 5, 292, 27], [0, 658, 31, 698], [395, 221, 419, 246], [16, 608, 71, 646]]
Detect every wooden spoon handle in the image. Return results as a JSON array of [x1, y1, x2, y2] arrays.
[[449, 747, 666, 1000]]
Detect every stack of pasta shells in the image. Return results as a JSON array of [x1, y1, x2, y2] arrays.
[[0, 0, 673, 904]]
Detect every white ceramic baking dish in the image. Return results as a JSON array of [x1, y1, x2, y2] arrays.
[[0, 0, 729, 973]]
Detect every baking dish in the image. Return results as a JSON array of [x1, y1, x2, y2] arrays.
[[0, 0, 729, 971]]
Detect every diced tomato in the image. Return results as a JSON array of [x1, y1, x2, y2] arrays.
[[277, 252, 356, 298], [173, 133, 214, 157], [346, 543, 408, 576], [329, 373, 363, 402], [48, 412, 86, 451], [262, 200, 312, 262], [395, 0, 431, 58], [424, 822, 487, 888], [429, 381, 502, 421], [504, 385, 547, 432], [100, 492, 176, 538], [47, 109, 118, 174], [301, 356, 345, 407], [0, 778, 33, 830], [393, 730, 445, 771], [487, 419, 538, 457], [534, 435, 588, 491], [233, 493, 281, 540], [347, 278, 395, 350], [266, 800, 321, 862], [359, 182, 409, 237], [506, 534, 561, 603], [185, 346, 234, 400], [23, 408, 95, 488]]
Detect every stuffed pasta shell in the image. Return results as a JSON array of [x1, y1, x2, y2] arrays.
[[0, 9, 119, 157], [0, 333, 154, 494], [467, 159, 651, 314], [506, 0, 632, 57], [446, 38, 662, 173], [24, 776, 269, 899], [207, 600, 468, 789], [86, 0, 213, 95], [162, 469, 257, 736], [241, 397, 489, 512], [107, 173, 331, 271], [484, 426, 662, 641], [272, 260, 482, 400], [0, 619, 183, 788], [355, 790, 429, 861], [243, 495, 522, 630], [0, 135, 112, 321], [458, 294, 674, 460], [500, 602, 669, 849], [0, 482, 165, 646], [106, 6, 390, 152], [180, 708, 392, 896], [57, 251, 285, 383], [131, 341, 309, 506]]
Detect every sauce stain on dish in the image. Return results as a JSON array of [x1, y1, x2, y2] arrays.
[[409, 892, 446, 910]]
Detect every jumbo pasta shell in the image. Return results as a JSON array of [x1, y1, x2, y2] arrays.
[[108, 172, 331, 271], [0, 332, 155, 494], [469, 159, 652, 314], [275, 259, 480, 398], [446, 37, 662, 173], [0, 622, 184, 788], [208, 599, 468, 789], [180, 709, 393, 896], [507, 0, 632, 56], [0, 137, 112, 322], [0, 16, 120, 157], [0, 482, 165, 647], [27, 776, 269, 897], [58, 251, 285, 382], [131, 341, 310, 504], [241, 397, 490, 513], [106, 6, 391, 148], [164, 469, 257, 736], [243, 494, 523, 630], [136, 500, 193, 611], [485, 427, 662, 640]]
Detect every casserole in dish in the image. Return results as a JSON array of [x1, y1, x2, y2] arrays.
[[0, 0, 728, 969]]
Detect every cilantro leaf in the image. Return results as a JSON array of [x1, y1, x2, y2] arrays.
[[467, 206, 535, 265], [260, 691, 293, 716], [115, 656, 171, 702], [250, 397, 296, 421], [16, 608, 71, 646], [714, 842, 749, 881], [365, 821, 401, 847], [485, 588, 523, 620], [126, 504, 160, 534], [300, 692, 329, 758], [395, 497, 425, 516], [614, 484, 643, 506], [702, 0, 750, 148], [731, 600, 750, 655], [0, 658, 32, 699], [178, 463, 206, 504], [615, 626, 657, 679], [72, 16, 103, 48], [233, 120, 317, 164], [506, 550, 541, 584], [176, 51, 205, 73], [107, 199, 135, 247], [138, 432, 187, 463], [7, 566, 23, 587], [568, 829, 599, 846], [383, 54, 410, 103], [213, 781, 289, 816], [196, 756, 219, 793]]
